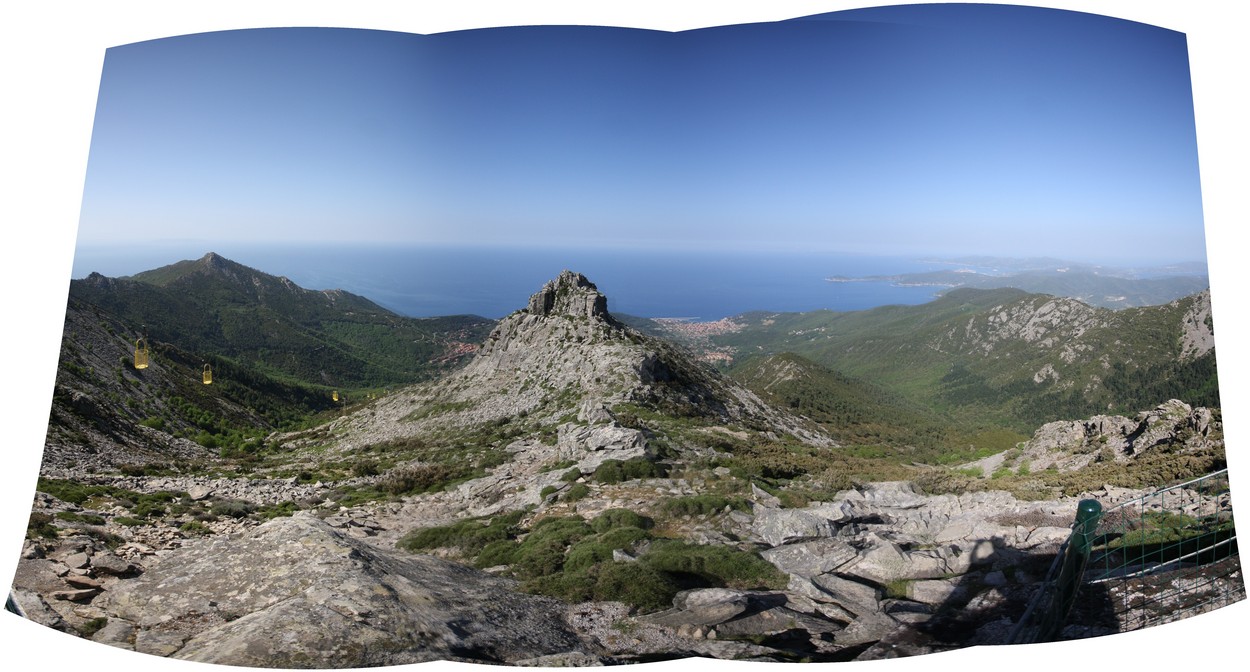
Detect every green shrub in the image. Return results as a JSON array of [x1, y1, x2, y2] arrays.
[[398, 511, 524, 554], [592, 457, 666, 485], [351, 460, 380, 477], [563, 483, 590, 502], [179, 520, 210, 535], [640, 540, 787, 591], [560, 468, 582, 483], [591, 509, 653, 533], [540, 485, 558, 499], [588, 562, 679, 612], [209, 499, 255, 519], [26, 512, 58, 539], [114, 516, 149, 527], [594, 526, 651, 550], [139, 416, 165, 430], [474, 540, 520, 568], [513, 537, 569, 579], [564, 542, 617, 573], [660, 495, 750, 517], [527, 517, 594, 546], [593, 460, 625, 484], [257, 501, 300, 519]]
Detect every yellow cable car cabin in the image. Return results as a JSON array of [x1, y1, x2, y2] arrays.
[[332, 390, 340, 402], [133, 338, 149, 369], [202, 363, 213, 385]]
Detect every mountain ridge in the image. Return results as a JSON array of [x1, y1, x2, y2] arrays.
[[70, 252, 495, 390]]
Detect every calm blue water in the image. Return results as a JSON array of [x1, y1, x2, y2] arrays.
[[71, 243, 949, 320]]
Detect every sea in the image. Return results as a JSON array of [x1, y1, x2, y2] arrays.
[[70, 243, 960, 321]]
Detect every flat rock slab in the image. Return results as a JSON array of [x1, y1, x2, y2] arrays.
[[762, 539, 859, 578], [103, 513, 585, 667]]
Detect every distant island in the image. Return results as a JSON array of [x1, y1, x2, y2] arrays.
[[827, 257, 1208, 309]]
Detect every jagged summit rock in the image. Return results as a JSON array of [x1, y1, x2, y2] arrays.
[[311, 270, 831, 479], [526, 270, 611, 321]]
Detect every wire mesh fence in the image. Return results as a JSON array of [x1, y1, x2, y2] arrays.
[[1083, 469, 1243, 632], [1008, 469, 1243, 643]]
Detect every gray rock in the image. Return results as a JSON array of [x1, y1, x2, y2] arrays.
[[907, 578, 969, 605], [761, 538, 858, 578], [63, 552, 91, 570], [89, 552, 136, 576], [51, 588, 101, 602], [104, 513, 585, 666], [64, 575, 103, 589], [92, 618, 137, 649], [646, 588, 751, 627], [6, 588, 69, 631], [750, 483, 782, 508], [753, 508, 837, 547]]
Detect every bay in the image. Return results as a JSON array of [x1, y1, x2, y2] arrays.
[[71, 243, 949, 320]]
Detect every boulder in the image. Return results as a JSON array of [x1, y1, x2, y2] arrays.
[[89, 552, 136, 577], [752, 508, 838, 547], [104, 513, 587, 666], [761, 539, 858, 578], [646, 588, 751, 627]]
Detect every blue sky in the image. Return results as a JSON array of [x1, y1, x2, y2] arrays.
[[79, 3, 1204, 262]]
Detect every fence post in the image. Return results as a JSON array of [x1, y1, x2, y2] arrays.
[[1043, 498, 1104, 639]]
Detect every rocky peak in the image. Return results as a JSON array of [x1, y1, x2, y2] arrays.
[[199, 251, 227, 269], [526, 270, 611, 321]]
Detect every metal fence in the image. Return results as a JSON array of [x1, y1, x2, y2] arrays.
[[1008, 469, 1243, 644], [1083, 469, 1242, 632]]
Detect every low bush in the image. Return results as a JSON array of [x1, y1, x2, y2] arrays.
[[591, 509, 653, 533], [640, 539, 787, 591], [592, 457, 667, 484], [179, 520, 211, 535], [26, 512, 58, 539], [55, 511, 107, 526], [398, 511, 524, 554], [379, 463, 466, 496], [660, 495, 750, 517], [209, 499, 255, 519]]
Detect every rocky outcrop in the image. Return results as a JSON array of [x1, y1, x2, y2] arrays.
[[955, 295, 1102, 353], [1178, 290, 1215, 361], [995, 399, 1219, 473], [526, 270, 611, 320], [296, 271, 831, 455], [100, 514, 587, 666]]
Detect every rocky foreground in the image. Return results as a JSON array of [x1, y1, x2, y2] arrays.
[[15, 464, 1239, 666]]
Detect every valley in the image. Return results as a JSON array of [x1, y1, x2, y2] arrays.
[[9, 255, 1238, 665]]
